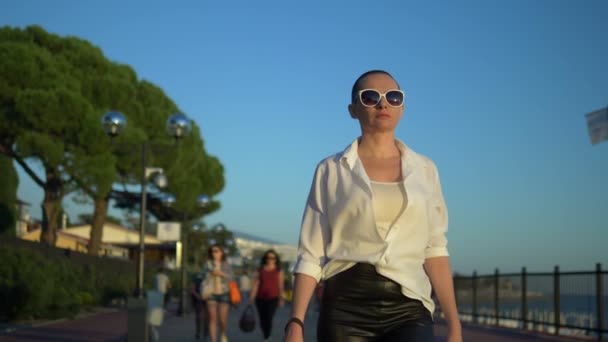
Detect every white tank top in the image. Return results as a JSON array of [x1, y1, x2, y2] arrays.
[[370, 181, 408, 239]]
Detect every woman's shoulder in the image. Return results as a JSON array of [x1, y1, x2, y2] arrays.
[[314, 138, 358, 165], [315, 149, 351, 173], [316, 152, 341, 168], [398, 140, 438, 171]]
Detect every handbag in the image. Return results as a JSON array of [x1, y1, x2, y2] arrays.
[[228, 280, 241, 305], [200, 278, 214, 300], [239, 304, 256, 332]]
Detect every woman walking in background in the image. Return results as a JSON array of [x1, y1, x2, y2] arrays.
[[204, 244, 233, 342], [250, 249, 284, 342], [191, 273, 209, 340], [285, 70, 461, 341], [154, 267, 171, 309]]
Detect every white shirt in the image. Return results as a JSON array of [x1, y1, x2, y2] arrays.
[[293, 138, 449, 315], [155, 273, 170, 294]]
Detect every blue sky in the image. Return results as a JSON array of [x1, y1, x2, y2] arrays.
[[3, 0, 607, 274]]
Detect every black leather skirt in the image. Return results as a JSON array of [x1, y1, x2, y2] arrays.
[[317, 263, 433, 342]]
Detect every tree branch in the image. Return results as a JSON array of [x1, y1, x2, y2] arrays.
[[71, 176, 95, 198], [3, 147, 46, 188]]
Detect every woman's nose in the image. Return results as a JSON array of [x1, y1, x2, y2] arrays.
[[376, 95, 389, 108]]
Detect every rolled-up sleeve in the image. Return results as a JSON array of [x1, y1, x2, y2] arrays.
[[293, 163, 330, 282], [425, 161, 449, 259]]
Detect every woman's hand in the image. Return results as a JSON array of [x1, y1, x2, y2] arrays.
[[284, 323, 304, 342], [447, 332, 463, 342], [447, 320, 462, 342], [211, 270, 222, 277]]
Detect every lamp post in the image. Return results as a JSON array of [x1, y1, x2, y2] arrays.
[[102, 111, 191, 298], [177, 194, 210, 316]]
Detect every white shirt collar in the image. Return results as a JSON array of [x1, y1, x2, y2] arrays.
[[340, 137, 420, 179]]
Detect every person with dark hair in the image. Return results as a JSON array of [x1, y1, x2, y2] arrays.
[[203, 244, 233, 342], [191, 273, 209, 340], [249, 249, 285, 342], [285, 70, 462, 342]]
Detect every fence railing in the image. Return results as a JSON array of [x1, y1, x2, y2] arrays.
[[452, 263, 606, 341]]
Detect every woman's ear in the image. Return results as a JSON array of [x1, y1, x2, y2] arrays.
[[348, 104, 358, 119]]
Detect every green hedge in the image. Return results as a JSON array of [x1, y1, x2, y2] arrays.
[[0, 245, 133, 321]]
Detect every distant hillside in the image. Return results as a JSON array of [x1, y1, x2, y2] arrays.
[[232, 230, 285, 245]]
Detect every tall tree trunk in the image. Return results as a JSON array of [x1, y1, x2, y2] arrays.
[[40, 169, 62, 246], [88, 195, 109, 255], [40, 194, 61, 245], [0, 154, 18, 236]]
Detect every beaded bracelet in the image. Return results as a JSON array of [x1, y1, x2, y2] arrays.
[[284, 317, 305, 336]]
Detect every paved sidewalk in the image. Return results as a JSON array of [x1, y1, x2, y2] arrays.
[[0, 302, 587, 341], [158, 304, 584, 342], [158, 303, 313, 341], [434, 321, 587, 342], [0, 308, 127, 342]]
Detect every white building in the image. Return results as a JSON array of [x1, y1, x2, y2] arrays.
[[232, 231, 298, 271]]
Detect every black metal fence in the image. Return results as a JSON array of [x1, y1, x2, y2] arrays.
[[453, 263, 607, 341]]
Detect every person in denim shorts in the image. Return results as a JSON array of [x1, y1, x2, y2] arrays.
[[204, 244, 233, 342]]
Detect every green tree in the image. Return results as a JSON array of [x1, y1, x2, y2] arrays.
[[67, 63, 141, 255], [0, 25, 117, 246], [0, 155, 19, 235], [0, 25, 226, 254], [107, 83, 226, 254], [1, 26, 146, 250], [187, 226, 210, 269], [103, 85, 225, 256]]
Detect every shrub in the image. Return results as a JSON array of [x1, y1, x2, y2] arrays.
[[0, 243, 135, 321]]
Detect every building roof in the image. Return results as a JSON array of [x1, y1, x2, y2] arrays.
[[21, 228, 122, 249], [64, 223, 166, 245], [22, 222, 170, 247]]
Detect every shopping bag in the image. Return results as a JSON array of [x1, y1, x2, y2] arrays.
[[200, 279, 214, 300], [228, 280, 241, 305], [239, 304, 256, 332]]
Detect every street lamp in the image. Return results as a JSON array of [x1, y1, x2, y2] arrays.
[[102, 111, 191, 298], [197, 194, 211, 208], [177, 194, 210, 316], [160, 193, 177, 207], [214, 223, 226, 232]]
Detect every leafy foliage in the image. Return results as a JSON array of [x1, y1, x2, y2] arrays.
[[0, 25, 225, 253], [0, 245, 134, 321]]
